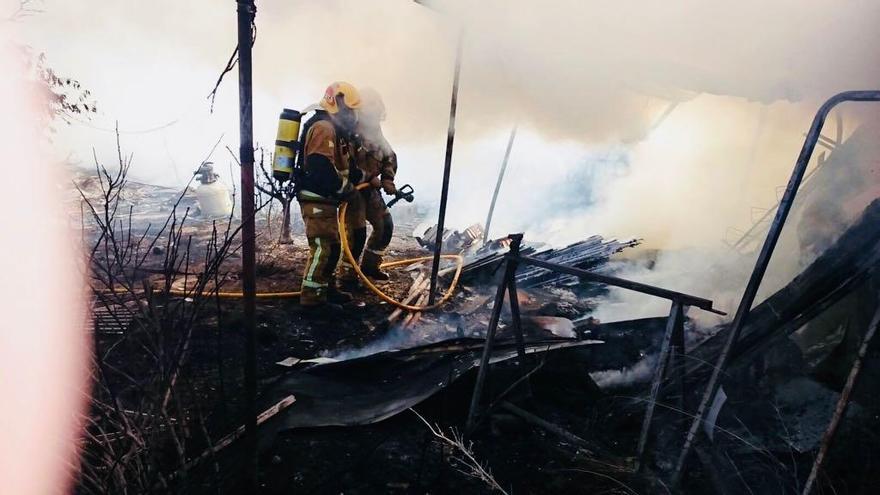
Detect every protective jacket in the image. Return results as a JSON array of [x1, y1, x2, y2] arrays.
[[340, 125, 398, 282], [354, 125, 397, 193], [297, 111, 362, 203], [297, 111, 361, 306]]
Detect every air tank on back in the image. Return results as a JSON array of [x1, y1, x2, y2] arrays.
[[194, 162, 233, 219], [273, 108, 302, 182]]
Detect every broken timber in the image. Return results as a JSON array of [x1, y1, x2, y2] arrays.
[[162, 395, 295, 487], [461, 235, 640, 289]]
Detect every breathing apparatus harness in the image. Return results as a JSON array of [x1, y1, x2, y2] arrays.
[[272, 107, 414, 205]]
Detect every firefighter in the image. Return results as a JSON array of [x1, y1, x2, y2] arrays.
[[297, 81, 366, 308], [341, 87, 398, 286]]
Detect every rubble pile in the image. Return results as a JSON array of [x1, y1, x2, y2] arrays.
[[261, 193, 880, 493], [414, 222, 485, 252], [462, 234, 641, 288], [75, 155, 880, 493]]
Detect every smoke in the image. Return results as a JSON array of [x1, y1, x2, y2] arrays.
[[24, 1, 880, 176], [321, 324, 419, 362], [323, 317, 461, 361], [590, 355, 658, 389], [593, 117, 880, 333], [19, 0, 880, 325]]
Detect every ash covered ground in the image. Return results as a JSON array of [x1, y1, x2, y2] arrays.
[[73, 164, 880, 494]]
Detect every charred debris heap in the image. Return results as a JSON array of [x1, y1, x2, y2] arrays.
[[79, 92, 880, 493], [253, 91, 880, 494]]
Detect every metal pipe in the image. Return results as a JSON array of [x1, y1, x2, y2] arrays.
[[516, 255, 719, 312], [483, 125, 518, 244], [428, 29, 464, 305], [636, 300, 683, 468], [670, 304, 688, 413], [802, 294, 880, 495], [505, 237, 531, 396], [235, 0, 258, 489], [672, 90, 880, 486], [466, 234, 522, 433]]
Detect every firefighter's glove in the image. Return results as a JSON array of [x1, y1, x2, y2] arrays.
[[382, 181, 397, 196]]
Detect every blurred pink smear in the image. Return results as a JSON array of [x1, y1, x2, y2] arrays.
[[0, 23, 90, 495]]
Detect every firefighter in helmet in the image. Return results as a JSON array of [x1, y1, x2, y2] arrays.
[[340, 87, 398, 286], [297, 81, 366, 308]]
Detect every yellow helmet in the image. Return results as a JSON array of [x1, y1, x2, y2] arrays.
[[358, 87, 386, 122], [320, 81, 362, 114]]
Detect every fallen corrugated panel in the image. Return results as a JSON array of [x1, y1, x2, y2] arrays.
[[256, 337, 602, 441]]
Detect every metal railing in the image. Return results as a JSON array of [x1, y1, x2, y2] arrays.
[[464, 92, 880, 485], [464, 233, 722, 469], [673, 90, 880, 485]]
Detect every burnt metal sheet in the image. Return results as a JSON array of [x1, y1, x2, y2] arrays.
[[691, 198, 880, 373], [256, 338, 601, 441]]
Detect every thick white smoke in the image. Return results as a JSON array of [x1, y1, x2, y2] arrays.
[[23, 0, 880, 224], [19, 0, 880, 324]]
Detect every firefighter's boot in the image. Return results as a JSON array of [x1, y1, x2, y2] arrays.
[[360, 250, 390, 281], [327, 278, 354, 304]]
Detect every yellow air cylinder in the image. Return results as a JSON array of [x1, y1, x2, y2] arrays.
[[273, 108, 302, 182]]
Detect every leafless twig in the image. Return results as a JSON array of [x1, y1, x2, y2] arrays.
[[410, 409, 508, 494], [77, 130, 245, 493], [206, 16, 256, 112], [6, 0, 43, 22]]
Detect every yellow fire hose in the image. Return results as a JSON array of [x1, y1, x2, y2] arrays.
[[336, 201, 464, 312], [167, 183, 464, 312]]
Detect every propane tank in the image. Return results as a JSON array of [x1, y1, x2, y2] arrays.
[[273, 108, 302, 182], [194, 162, 233, 219]]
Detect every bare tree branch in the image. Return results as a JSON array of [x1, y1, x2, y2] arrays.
[[410, 409, 508, 494], [206, 18, 256, 112]]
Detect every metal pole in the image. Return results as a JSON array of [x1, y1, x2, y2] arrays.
[[505, 235, 531, 396], [670, 304, 688, 413], [466, 234, 522, 433], [516, 255, 720, 313], [672, 90, 880, 485], [428, 29, 464, 305], [235, 0, 258, 489], [802, 295, 880, 495], [507, 269, 529, 377], [636, 299, 683, 468], [483, 125, 517, 244]]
